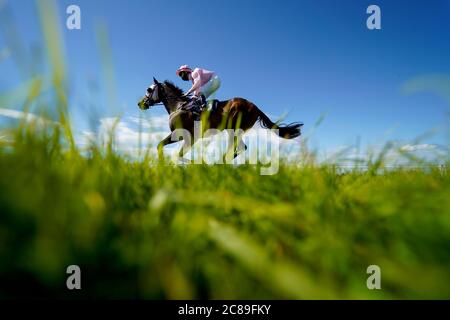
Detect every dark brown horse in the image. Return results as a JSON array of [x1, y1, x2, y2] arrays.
[[138, 78, 302, 161]]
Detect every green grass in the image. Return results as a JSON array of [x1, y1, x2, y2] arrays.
[[0, 125, 449, 299]]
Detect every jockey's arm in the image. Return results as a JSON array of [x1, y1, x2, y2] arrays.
[[185, 70, 202, 96]]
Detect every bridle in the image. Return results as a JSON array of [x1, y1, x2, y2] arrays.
[[146, 84, 162, 106], [146, 82, 187, 107]]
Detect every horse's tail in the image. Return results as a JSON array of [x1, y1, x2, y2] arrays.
[[257, 108, 303, 139]]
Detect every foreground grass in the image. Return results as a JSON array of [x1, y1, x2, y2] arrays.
[[0, 129, 449, 299]]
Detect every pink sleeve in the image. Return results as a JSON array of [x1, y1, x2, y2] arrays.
[[191, 69, 202, 84]]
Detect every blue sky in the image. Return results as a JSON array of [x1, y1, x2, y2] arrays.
[[1, 0, 450, 155]]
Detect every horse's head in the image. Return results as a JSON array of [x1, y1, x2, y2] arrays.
[[138, 77, 164, 110]]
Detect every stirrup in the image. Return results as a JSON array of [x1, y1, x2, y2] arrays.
[[193, 112, 201, 122]]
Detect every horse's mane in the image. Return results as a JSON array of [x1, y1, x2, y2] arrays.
[[163, 81, 184, 97]]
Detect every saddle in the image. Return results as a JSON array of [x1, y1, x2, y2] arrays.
[[181, 95, 220, 120]]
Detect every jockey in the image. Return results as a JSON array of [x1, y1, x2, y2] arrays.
[[176, 65, 221, 113]]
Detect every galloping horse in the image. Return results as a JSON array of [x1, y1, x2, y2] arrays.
[[138, 78, 303, 161]]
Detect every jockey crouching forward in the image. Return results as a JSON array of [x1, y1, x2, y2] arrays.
[[176, 65, 221, 117]]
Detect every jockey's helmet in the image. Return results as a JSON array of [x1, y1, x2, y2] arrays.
[[176, 65, 192, 80]]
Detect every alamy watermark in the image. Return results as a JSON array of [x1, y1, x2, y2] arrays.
[[166, 121, 281, 176], [367, 5, 381, 30], [66, 5, 81, 30], [366, 265, 381, 290], [66, 265, 81, 290], [64, 4, 381, 31]]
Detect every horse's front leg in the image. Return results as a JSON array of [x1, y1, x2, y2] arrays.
[[178, 137, 196, 163], [157, 134, 179, 161]]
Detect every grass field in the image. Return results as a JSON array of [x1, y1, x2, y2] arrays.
[[0, 123, 449, 299]]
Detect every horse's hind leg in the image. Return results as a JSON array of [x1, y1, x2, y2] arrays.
[[223, 130, 246, 163], [234, 136, 247, 159]]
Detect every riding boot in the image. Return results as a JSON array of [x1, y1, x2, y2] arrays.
[[200, 94, 207, 108], [193, 97, 202, 121]]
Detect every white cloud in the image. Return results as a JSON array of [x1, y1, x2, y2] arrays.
[[78, 115, 171, 152], [400, 144, 437, 152], [320, 142, 447, 168], [0, 108, 41, 122], [0, 108, 57, 126]]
